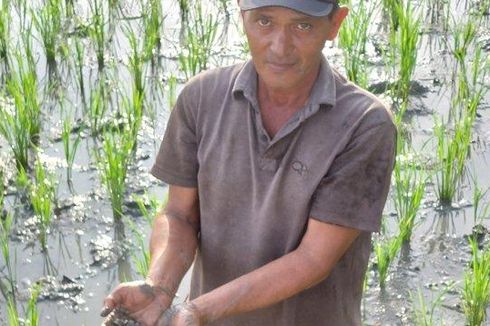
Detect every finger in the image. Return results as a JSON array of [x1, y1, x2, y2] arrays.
[[101, 295, 116, 317]]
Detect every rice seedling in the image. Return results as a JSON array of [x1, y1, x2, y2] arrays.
[[74, 38, 86, 105], [87, 80, 108, 136], [381, 0, 400, 30], [392, 146, 426, 243], [24, 284, 41, 326], [131, 192, 161, 225], [0, 213, 16, 307], [31, 0, 63, 64], [89, 0, 106, 70], [338, 0, 373, 88], [30, 160, 56, 251], [97, 127, 134, 220], [0, 0, 10, 63], [434, 48, 488, 205], [61, 115, 81, 183], [165, 74, 177, 109], [141, 0, 163, 62], [0, 82, 32, 171], [411, 283, 454, 326], [124, 24, 145, 98], [462, 237, 490, 326], [65, 0, 74, 17], [5, 283, 40, 326], [388, 0, 421, 120], [178, 0, 190, 27], [118, 86, 144, 154], [472, 183, 490, 223], [179, 2, 218, 80], [125, 217, 150, 278], [374, 231, 403, 288], [9, 49, 41, 143], [433, 116, 470, 205], [452, 19, 477, 74]]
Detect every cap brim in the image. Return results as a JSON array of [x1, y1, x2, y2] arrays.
[[239, 0, 335, 17]]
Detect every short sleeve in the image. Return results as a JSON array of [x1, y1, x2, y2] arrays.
[[310, 118, 396, 232], [150, 86, 199, 187]]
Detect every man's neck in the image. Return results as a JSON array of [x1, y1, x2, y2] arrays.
[[257, 65, 320, 110]]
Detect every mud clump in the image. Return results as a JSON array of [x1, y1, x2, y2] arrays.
[[103, 310, 140, 326]]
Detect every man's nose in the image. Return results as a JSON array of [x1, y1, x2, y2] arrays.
[[270, 27, 293, 58]]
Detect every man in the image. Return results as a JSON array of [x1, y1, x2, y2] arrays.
[[102, 0, 396, 325]]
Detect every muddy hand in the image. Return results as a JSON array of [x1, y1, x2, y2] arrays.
[[102, 280, 173, 325]]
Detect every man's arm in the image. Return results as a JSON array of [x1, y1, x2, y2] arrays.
[[102, 185, 199, 325], [146, 185, 200, 295], [176, 218, 359, 324]]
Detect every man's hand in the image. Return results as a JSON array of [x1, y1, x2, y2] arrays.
[[157, 302, 202, 326], [101, 280, 173, 326]]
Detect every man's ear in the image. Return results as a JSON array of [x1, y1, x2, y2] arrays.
[[326, 7, 349, 40]]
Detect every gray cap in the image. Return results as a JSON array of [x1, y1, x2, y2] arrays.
[[239, 0, 337, 17]]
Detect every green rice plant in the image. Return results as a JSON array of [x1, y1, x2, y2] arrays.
[[24, 284, 41, 326], [388, 0, 421, 121], [141, 0, 163, 61], [5, 283, 40, 326], [97, 127, 134, 220], [65, 0, 74, 17], [74, 38, 86, 104], [61, 115, 81, 182], [381, 0, 400, 30], [7, 296, 20, 326], [87, 80, 108, 136], [124, 24, 145, 98], [131, 192, 161, 226], [462, 237, 490, 326], [165, 74, 177, 110], [411, 283, 454, 326], [374, 232, 402, 288], [123, 88, 144, 151], [178, 0, 190, 26], [31, 0, 63, 64], [0, 61, 40, 171], [88, 0, 106, 70], [125, 217, 150, 278], [472, 183, 490, 223], [452, 17, 478, 77], [0, 212, 16, 306], [8, 49, 41, 143], [338, 0, 374, 88], [30, 160, 56, 251], [0, 0, 10, 62], [179, 2, 218, 80], [433, 116, 470, 205], [392, 144, 426, 242]]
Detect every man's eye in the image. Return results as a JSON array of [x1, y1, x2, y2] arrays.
[[297, 23, 312, 31], [257, 18, 271, 27]]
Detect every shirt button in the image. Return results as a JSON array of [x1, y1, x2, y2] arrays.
[[261, 135, 268, 142]]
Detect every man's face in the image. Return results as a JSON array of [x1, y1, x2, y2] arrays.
[[241, 6, 346, 92]]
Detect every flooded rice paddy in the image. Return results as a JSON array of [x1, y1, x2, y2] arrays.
[[0, 0, 490, 325]]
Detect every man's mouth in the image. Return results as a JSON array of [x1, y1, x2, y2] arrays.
[[267, 61, 295, 72]]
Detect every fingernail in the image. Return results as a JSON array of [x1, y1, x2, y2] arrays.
[[100, 306, 111, 317]]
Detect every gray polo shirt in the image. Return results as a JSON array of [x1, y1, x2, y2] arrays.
[[151, 57, 396, 326]]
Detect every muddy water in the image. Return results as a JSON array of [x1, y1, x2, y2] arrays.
[[0, 0, 490, 325]]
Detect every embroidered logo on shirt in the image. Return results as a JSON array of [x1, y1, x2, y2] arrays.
[[292, 160, 308, 176]]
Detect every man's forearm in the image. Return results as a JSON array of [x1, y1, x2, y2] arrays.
[[146, 210, 198, 298]]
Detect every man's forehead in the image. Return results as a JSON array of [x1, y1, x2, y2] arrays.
[[245, 6, 320, 20]]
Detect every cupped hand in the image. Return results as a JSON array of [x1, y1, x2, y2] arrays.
[[101, 280, 173, 326]]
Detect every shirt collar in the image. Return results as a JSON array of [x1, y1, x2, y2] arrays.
[[232, 55, 337, 109]]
